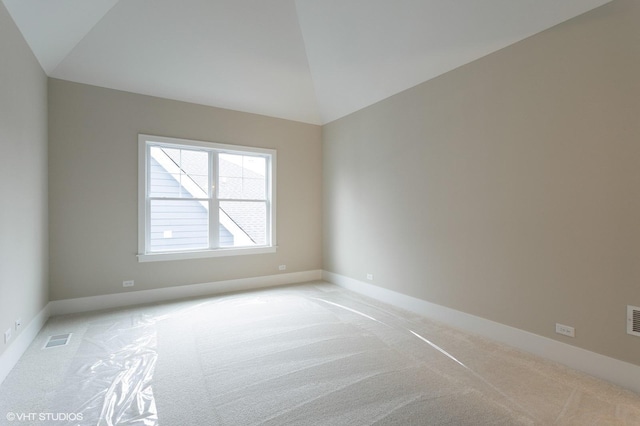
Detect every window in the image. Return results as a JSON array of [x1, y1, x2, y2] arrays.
[[138, 134, 276, 262]]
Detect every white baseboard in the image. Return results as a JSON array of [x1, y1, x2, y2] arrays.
[[0, 303, 50, 386], [322, 270, 640, 395], [50, 270, 323, 316]]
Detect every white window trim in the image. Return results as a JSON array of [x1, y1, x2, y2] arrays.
[[137, 134, 277, 262]]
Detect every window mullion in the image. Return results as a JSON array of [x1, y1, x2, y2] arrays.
[[210, 151, 220, 249]]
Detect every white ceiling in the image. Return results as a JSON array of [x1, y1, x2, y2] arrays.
[[3, 0, 611, 125]]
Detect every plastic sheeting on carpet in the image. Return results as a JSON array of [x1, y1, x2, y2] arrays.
[[2, 283, 639, 425]]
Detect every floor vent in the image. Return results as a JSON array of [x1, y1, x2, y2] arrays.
[[43, 333, 72, 349], [628, 306, 640, 337]]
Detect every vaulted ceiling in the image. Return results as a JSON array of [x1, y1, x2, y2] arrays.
[[3, 0, 611, 125]]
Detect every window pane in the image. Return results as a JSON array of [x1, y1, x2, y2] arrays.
[[150, 146, 208, 198], [149, 199, 209, 251], [219, 201, 267, 246], [218, 153, 266, 200]]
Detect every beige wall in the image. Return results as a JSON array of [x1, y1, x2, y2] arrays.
[[323, 0, 640, 365], [48, 79, 322, 300], [0, 3, 49, 356]]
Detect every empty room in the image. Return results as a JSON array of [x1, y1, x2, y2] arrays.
[[1, 0, 639, 424]]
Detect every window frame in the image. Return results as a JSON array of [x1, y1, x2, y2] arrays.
[[137, 134, 276, 262]]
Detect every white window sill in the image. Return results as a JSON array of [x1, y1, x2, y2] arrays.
[[137, 246, 277, 262]]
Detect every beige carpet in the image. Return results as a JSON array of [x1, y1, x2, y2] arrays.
[[1, 282, 639, 425], [153, 291, 532, 425]]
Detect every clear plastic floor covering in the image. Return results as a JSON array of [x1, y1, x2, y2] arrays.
[[1, 282, 639, 425]]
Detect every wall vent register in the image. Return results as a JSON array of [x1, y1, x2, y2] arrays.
[[43, 333, 72, 349], [628, 306, 640, 337]]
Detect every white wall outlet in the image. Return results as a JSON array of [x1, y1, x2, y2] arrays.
[[123, 280, 135, 288], [15, 319, 21, 331], [366, 273, 374, 281], [555, 323, 575, 338], [4, 328, 11, 344], [278, 265, 287, 271]]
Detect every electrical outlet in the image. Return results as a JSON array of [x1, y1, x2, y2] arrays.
[[278, 265, 287, 271], [555, 323, 575, 338], [15, 319, 21, 331], [366, 273, 374, 281], [123, 280, 134, 288], [4, 328, 11, 344]]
